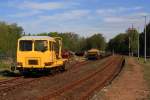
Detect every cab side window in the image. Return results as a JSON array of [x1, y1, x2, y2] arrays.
[[54, 43, 59, 53], [53, 42, 59, 58], [49, 41, 52, 51]]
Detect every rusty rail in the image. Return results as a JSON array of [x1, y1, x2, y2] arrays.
[[39, 56, 121, 100], [0, 60, 90, 94]]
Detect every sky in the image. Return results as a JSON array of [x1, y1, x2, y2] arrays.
[[0, 0, 150, 41]]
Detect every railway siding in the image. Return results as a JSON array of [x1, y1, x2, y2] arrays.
[[0, 55, 124, 100], [44, 56, 124, 100]]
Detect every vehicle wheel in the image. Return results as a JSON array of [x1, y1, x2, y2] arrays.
[[10, 64, 16, 72], [50, 68, 56, 75], [60, 63, 66, 72], [19, 70, 30, 76]]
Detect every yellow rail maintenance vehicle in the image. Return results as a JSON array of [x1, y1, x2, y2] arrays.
[[86, 48, 100, 60], [11, 36, 67, 74]]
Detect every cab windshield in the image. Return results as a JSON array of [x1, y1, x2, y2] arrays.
[[19, 40, 48, 52], [34, 40, 48, 52], [19, 40, 32, 51]]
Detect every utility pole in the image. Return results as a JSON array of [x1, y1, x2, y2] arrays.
[[138, 27, 140, 60], [131, 24, 134, 56], [144, 16, 147, 63], [129, 36, 131, 56], [112, 48, 114, 56]]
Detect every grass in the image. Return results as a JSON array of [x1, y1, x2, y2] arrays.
[[135, 57, 150, 99], [136, 58, 150, 86], [123, 56, 134, 71], [0, 61, 10, 69], [0, 61, 10, 79]]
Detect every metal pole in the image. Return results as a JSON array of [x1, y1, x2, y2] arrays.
[[138, 27, 140, 60], [144, 16, 147, 63], [129, 36, 130, 56], [113, 48, 114, 56], [131, 24, 133, 56]]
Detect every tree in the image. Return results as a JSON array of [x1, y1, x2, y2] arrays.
[[35, 32, 107, 52], [140, 22, 150, 56], [107, 33, 128, 54], [86, 34, 106, 51], [0, 22, 23, 57], [48, 32, 59, 37], [59, 32, 79, 51], [36, 32, 48, 36], [35, 32, 81, 52], [126, 28, 139, 55], [107, 27, 139, 55]]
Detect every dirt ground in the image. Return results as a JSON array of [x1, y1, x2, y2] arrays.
[[91, 57, 149, 100], [0, 56, 112, 100]]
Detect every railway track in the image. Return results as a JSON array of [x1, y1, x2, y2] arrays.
[[0, 60, 90, 95], [40, 56, 124, 100], [81, 56, 124, 100], [68, 60, 90, 70], [0, 77, 20, 85], [0, 77, 37, 93], [0, 56, 124, 100]]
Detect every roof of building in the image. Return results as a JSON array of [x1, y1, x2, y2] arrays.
[[19, 36, 55, 41]]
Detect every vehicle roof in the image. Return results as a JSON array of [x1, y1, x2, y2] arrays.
[[88, 48, 100, 53], [18, 36, 55, 41]]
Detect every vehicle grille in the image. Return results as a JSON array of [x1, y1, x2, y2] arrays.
[[28, 60, 38, 65]]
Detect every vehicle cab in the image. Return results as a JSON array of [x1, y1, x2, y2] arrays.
[[14, 36, 66, 72]]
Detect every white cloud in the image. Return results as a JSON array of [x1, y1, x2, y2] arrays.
[[18, 9, 92, 36], [103, 17, 125, 22], [134, 12, 150, 16], [9, 1, 83, 18], [10, 10, 42, 17], [96, 6, 143, 16], [18, 9, 147, 41], [39, 10, 91, 21], [20, 1, 64, 10], [16, 1, 78, 10], [117, 6, 143, 11], [103, 15, 145, 24], [97, 9, 117, 14], [133, 6, 143, 10]]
